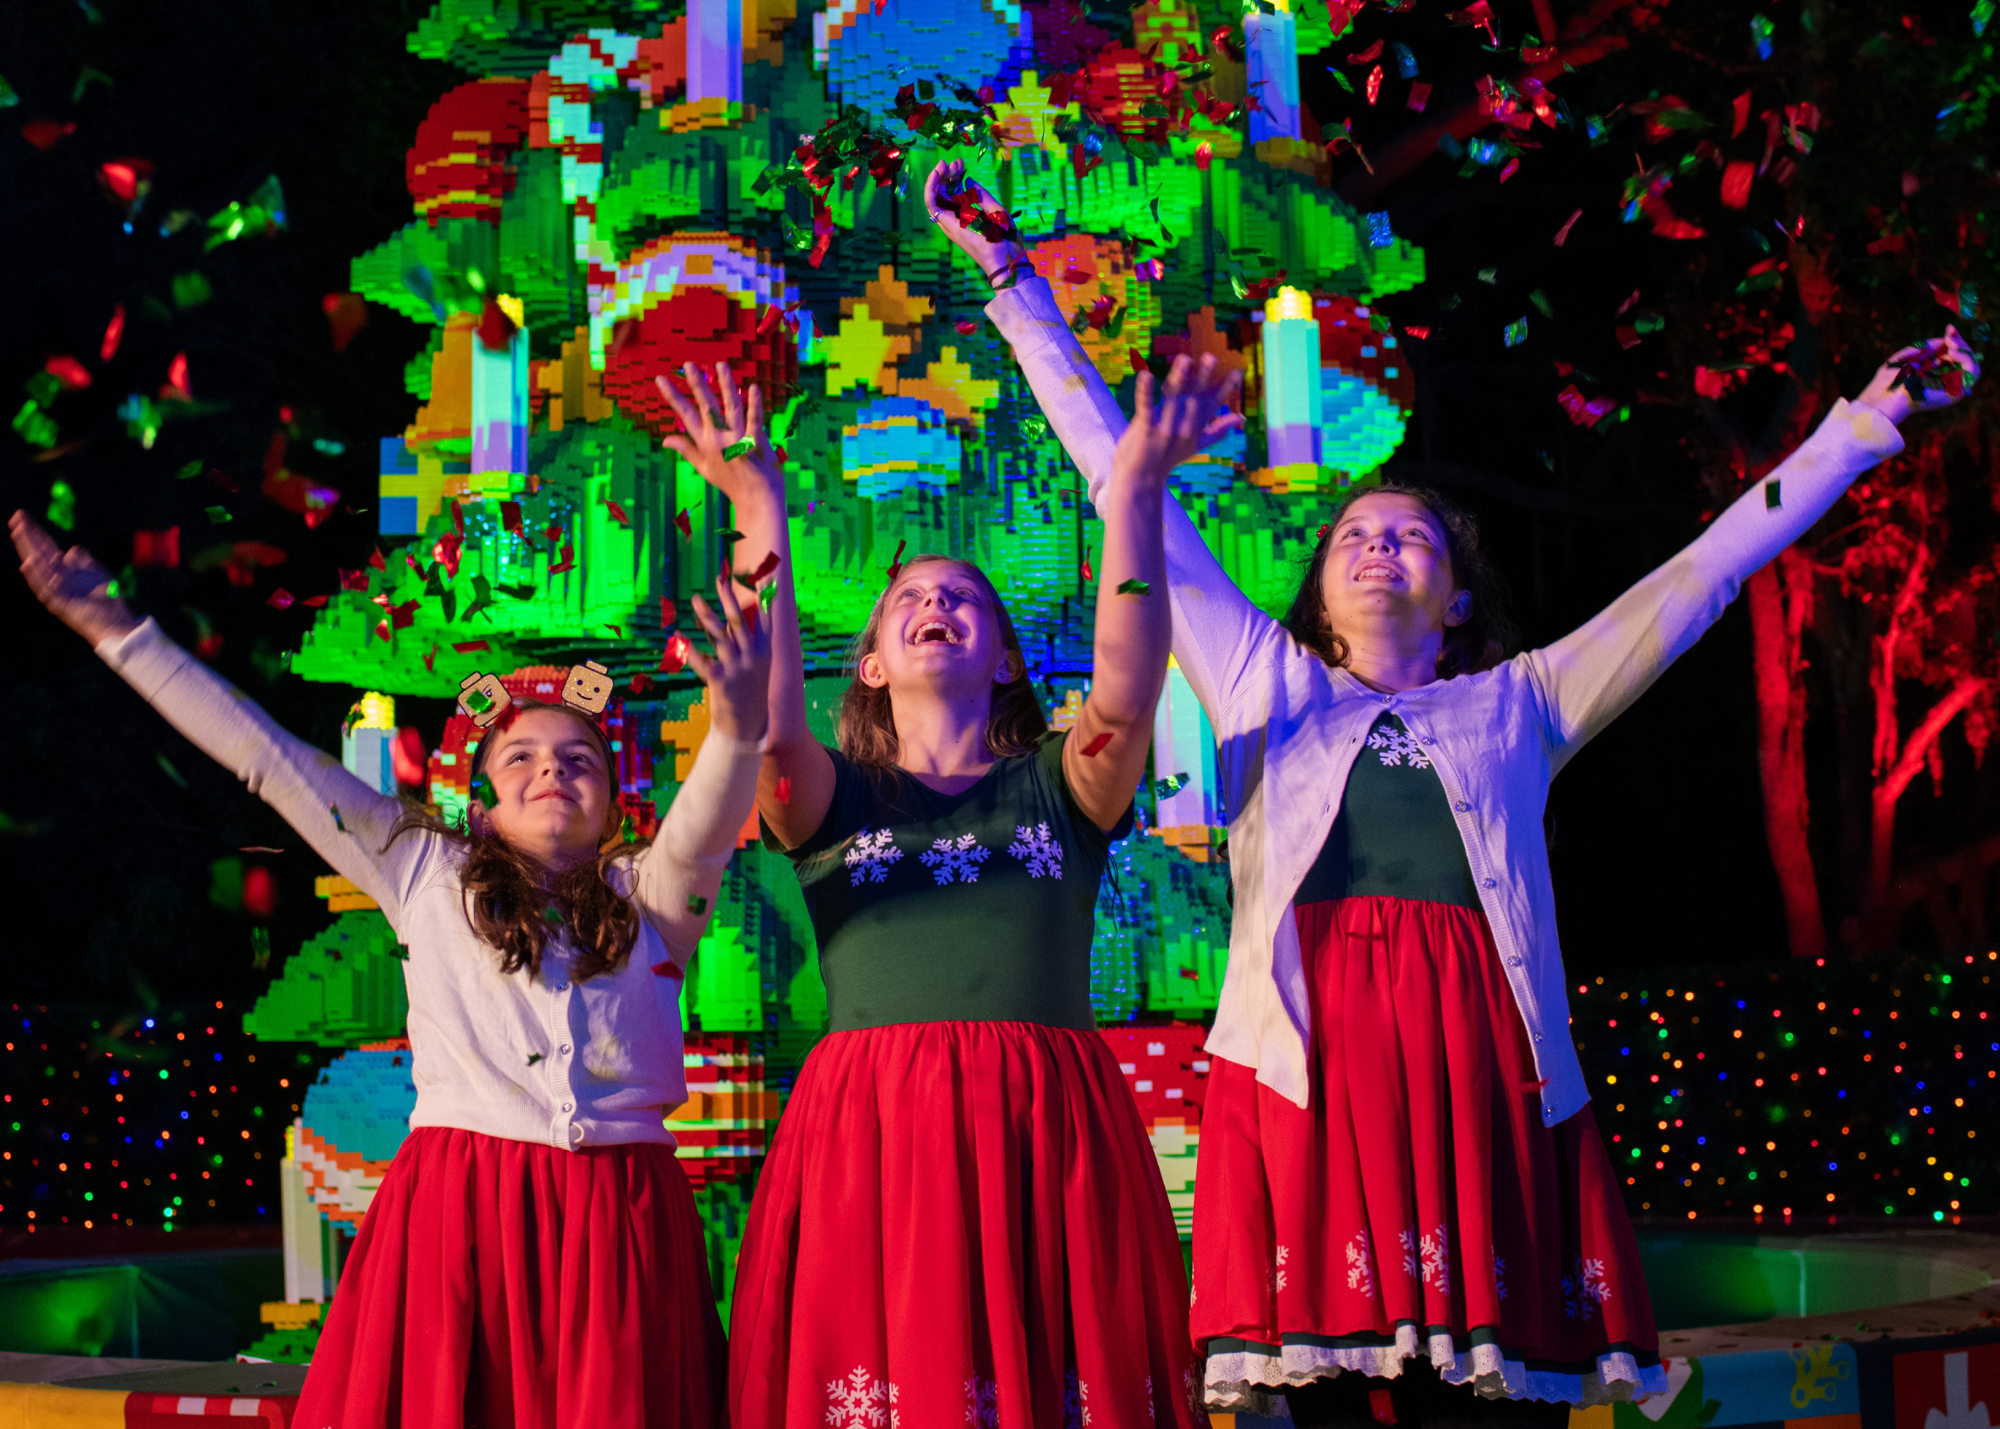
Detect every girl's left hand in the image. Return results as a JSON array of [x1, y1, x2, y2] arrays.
[[655, 361, 784, 515], [1855, 325, 1981, 425], [685, 573, 772, 744], [1108, 353, 1246, 494]]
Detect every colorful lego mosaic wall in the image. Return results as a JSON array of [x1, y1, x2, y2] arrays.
[[115, 0, 1430, 1340]]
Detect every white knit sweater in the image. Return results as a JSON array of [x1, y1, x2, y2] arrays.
[[98, 619, 763, 1149], [988, 274, 1904, 1123]]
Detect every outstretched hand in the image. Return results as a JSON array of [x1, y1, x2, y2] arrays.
[[1855, 325, 1981, 426], [924, 159, 1028, 288], [655, 361, 784, 515], [10, 509, 140, 648], [684, 573, 772, 744], [1108, 353, 1246, 497]]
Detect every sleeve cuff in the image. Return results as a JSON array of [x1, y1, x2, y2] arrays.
[[1822, 396, 1905, 462], [983, 274, 1067, 350]]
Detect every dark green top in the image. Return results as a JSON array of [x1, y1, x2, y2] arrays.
[[767, 731, 1130, 1032], [1292, 714, 1482, 909]]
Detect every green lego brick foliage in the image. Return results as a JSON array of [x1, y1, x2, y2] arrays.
[[243, 910, 410, 1048]]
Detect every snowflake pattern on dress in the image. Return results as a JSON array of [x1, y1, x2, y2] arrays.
[[1366, 722, 1433, 769], [964, 1376, 1000, 1428], [1007, 821, 1063, 879], [1272, 1244, 1290, 1293], [845, 829, 903, 887], [1345, 1230, 1376, 1300], [1061, 1372, 1091, 1429], [1400, 1224, 1451, 1295], [827, 1366, 900, 1427], [919, 832, 992, 885], [1562, 1256, 1611, 1321]]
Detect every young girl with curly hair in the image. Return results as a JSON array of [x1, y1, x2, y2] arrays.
[[12, 505, 772, 1429]]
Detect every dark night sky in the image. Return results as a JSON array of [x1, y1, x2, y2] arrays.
[[0, 0, 1984, 1008]]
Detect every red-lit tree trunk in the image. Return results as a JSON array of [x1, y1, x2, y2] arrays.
[[1748, 548, 1826, 959]]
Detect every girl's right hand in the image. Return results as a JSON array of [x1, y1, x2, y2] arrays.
[[924, 160, 1028, 289], [654, 361, 784, 515], [11, 509, 140, 648], [685, 572, 772, 744]]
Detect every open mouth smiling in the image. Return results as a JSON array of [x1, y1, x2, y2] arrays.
[[910, 619, 964, 645], [1353, 560, 1405, 583]]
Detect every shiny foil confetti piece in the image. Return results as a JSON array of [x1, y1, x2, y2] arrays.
[[1081, 732, 1113, 756]]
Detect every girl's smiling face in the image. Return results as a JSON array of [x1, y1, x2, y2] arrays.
[[859, 559, 1018, 695], [1319, 491, 1470, 642], [470, 706, 615, 867]]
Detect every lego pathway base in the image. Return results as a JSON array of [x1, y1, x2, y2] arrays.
[[0, 1355, 304, 1427]]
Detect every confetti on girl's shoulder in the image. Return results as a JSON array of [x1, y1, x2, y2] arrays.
[[721, 439, 755, 461], [1116, 579, 1150, 596], [527, 1052, 544, 1066], [650, 961, 684, 979], [1081, 732, 1113, 756], [687, 893, 709, 915], [774, 776, 792, 804]]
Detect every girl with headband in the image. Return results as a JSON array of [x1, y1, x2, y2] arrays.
[[11, 508, 772, 1429]]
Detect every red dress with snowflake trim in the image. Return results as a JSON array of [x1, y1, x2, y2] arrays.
[[730, 733, 1209, 1429], [1191, 715, 1663, 1417]]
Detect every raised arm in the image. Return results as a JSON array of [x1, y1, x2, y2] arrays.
[[10, 510, 428, 918], [1527, 331, 1978, 768], [628, 567, 770, 964], [655, 363, 833, 849], [1064, 357, 1245, 829], [925, 163, 1269, 720]]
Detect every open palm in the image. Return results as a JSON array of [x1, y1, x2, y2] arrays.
[[11, 510, 139, 647], [1111, 353, 1246, 493]]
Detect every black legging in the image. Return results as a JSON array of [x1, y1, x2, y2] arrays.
[[1285, 1360, 1573, 1429]]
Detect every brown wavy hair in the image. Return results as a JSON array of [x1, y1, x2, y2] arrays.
[[1282, 481, 1515, 679], [388, 700, 645, 983], [838, 555, 1048, 767]]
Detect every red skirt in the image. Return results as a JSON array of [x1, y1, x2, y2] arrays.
[[1190, 897, 1662, 1416], [728, 1020, 1209, 1429], [296, 1126, 728, 1429]]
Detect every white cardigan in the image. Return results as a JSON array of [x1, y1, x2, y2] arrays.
[[99, 620, 763, 1149], [989, 275, 1904, 1124]]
